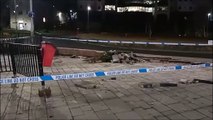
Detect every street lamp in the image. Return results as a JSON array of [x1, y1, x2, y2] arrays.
[[87, 6, 91, 32], [207, 12, 211, 37]]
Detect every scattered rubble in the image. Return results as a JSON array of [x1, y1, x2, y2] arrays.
[[68, 50, 204, 65], [38, 87, 51, 98], [193, 79, 213, 84], [110, 77, 117, 80], [159, 82, 178, 87], [139, 82, 178, 88], [100, 50, 146, 64], [179, 79, 194, 84], [83, 57, 97, 63], [70, 55, 77, 58], [74, 81, 99, 89], [141, 83, 153, 88], [139, 78, 212, 89]]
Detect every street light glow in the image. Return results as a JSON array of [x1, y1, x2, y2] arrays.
[[207, 13, 211, 17], [57, 12, 62, 17], [43, 17, 46, 23], [87, 6, 91, 11]]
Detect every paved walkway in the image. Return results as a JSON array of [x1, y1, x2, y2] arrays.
[[0, 55, 212, 120]]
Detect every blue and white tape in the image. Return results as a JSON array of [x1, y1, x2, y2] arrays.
[[0, 63, 212, 85], [42, 36, 213, 46]]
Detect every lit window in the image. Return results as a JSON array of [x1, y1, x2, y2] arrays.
[[105, 5, 116, 11]]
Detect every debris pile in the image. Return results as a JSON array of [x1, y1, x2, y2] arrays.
[[139, 79, 213, 89], [100, 50, 146, 64]]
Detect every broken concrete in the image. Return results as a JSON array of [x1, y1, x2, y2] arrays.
[[74, 81, 98, 89], [193, 79, 213, 84]]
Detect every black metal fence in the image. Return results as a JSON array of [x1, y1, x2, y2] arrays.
[[0, 36, 43, 77], [9, 43, 43, 77], [0, 42, 12, 72]]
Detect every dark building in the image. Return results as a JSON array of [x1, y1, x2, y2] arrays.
[[7, 0, 57, 31], [0, 0, 11, 30], [169, 0, 212, 37]]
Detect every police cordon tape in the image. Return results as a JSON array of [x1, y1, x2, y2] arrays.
[[0, 36, 31, 41], [0, 63, 212, 85], [43, 36, 213, 46]]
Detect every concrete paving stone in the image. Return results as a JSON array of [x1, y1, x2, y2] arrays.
[[137, 94, 157, 104], [150, 94, 178, 105], [199, 117, 212, 120], [167, 113, 188, 120], [28, 108, 48, 120], [71, 107, 84, 116], [196, 108, 213, 118], [114, 92, 125, 98], [96, 110, 118, 120], [185, 92, 202, 99], [95, 90, 116, 100], [85, 94, 101, 103], [60, 90, 74, 96], [151, 102, 171, 112], [74, 111, 99, 120], [134, 108, 156, 119], [117, 88, 132, 96], [129, 101, 152, 109], [3, 113, 17, 120], [67, 100, 88, 108], [116, 111, 141, 120], [155, 115, 170, 120], [168, 103, 191, 112], [104, 98, 131, 113], [46, 98, 67, 107], [81, 105, 93, 112], [121, 95, 140, 102], [146, 108, 162, 117], [190, 97, 212, 107], [90, 101, 109, 111], [47, 106, 73, 120], [104, 86, 118, 93], [180, 99, 192, 104], [161, 110, 178, 116], [64, 95, 75, 101], [46, 95, 65, 102], [14, 112, 29, 120], [184, 103, 200, 109], [127, 88, 144, 95], [205, 106, 213, 113], [75, 96, 88, 103], [181, 110, 206, 120]]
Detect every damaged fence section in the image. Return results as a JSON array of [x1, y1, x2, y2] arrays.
[[0, 63, 212, 85]]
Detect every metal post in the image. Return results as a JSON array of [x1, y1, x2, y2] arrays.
[[14, 0, 17, 35], [87, 9, 90, 32], [87, 6, 91, 33], [30, 0, 34, 37]]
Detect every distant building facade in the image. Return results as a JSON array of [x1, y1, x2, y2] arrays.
[[10, 0, 31, 31], [9, 0, 57, 31], [77, 0, 105, 11]]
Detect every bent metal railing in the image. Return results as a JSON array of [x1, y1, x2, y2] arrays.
[[0, 36, 43, 77], [1, 36, 49, 97]]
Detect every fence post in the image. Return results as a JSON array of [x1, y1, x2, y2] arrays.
[[9, 43, 18, 88], [37, 47, 44, 86], [9, 44, 17, 76]]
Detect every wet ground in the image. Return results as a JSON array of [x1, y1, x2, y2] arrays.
[[0, 55, 212, 120]]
